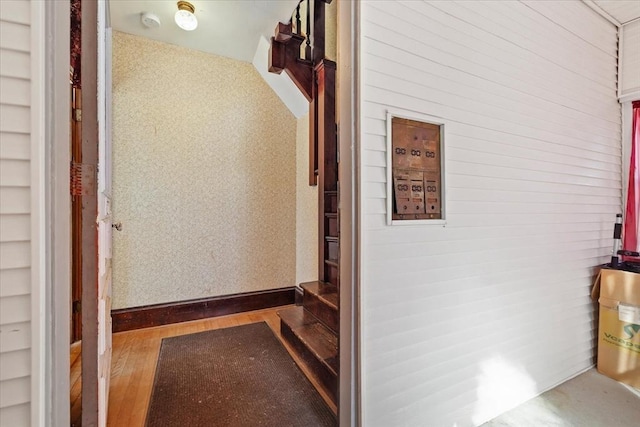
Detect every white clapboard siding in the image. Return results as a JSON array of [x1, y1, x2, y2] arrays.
[[360, 1, 620, 426], [621, 20, 640, 96], [0, 1, 33, 425]]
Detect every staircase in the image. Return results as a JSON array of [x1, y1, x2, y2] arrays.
[[278, 281, 338, 403], [268, 0, 340, 407]]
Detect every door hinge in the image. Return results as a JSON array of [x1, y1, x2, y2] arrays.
[[70, 162, 97, 196], [72, 300, 82, 314], [73, 108, 82, 122]]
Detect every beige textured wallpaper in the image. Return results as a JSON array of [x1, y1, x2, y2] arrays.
[[326, 1, 337, 62], [112, 32, 303, 308], [296, 113, 319, 284]]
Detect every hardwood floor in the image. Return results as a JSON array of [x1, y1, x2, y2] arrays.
[[69, 305, 337, 426]]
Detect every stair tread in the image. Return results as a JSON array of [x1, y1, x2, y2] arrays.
[[301, 281, 338, 310], [321, 292, 338, 308], [278, 306, 338, 375], [278, 305, 318, 327]]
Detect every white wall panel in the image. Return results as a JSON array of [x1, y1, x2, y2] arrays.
[[0, 402, 28, 427], [0, 376, 30, 408], [621, 20, 640, 96], [0, 105, 29, 133], [0, 294, 31, 325], [0, 214, 30, 242], [0, 1, 30, 25], [0, 267, 30, 297], [0, 349, 30, 381], [0, 188, 30, 214], [0, 322, 30, 353], [0, 21, 29, 52], [360, 1, 620, 426], [0, 2, 32, 424], [0, 49, 30, 78], [0, 132, 30, 160]]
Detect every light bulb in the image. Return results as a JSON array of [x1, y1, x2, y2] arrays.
[[175, 2, 197, 31]]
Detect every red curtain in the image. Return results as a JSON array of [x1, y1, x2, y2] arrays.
[[623, 101, 640, 252]]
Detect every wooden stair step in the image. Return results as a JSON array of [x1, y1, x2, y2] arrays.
[[278, 306, 338, 404], [301, 281, 338, 310], [301, 281, 338, 333], [278, 306, 338, 369]]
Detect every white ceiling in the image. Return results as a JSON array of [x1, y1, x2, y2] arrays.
[[109, 0, 300, 62], [592, 0, 640, 25], [109, 0, 308, 118]]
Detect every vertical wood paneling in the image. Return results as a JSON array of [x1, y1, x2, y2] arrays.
[[0, 2, 32, 424], [360, 1, 620, 426]]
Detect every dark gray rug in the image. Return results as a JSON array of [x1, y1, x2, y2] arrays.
[[145, 322, 336, 427]]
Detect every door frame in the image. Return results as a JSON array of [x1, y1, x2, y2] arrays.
[[42, 1, 361, 426], [42, 0, 72, 425], [337, 0, 360, 426], [79, 0, 102, 424]]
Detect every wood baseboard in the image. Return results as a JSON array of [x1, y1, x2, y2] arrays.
[[111, 287, 295, 333]]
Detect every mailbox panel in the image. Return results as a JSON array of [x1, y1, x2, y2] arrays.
[[390, 117, 443, 221]]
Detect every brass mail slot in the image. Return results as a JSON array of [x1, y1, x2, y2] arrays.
[[391, 117, 443, 221]]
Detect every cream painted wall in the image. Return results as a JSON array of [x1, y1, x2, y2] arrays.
[[296, 113, 319, 284], [112, 31, 301, 309], [326, 1, 337, 62]]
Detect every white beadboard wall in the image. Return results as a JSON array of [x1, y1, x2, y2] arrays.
[[621, 19, 640, 97], [0, 1, 33, 426], [360, 1, 621, 426]]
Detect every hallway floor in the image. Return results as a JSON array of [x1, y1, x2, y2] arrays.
[[482, 369, 640, 427], [70, 305, 336, 427]]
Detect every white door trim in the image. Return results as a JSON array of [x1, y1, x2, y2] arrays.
[[30, 0, 46, 424], [337, 0, 361, 425], [41, 0, 71, 426]]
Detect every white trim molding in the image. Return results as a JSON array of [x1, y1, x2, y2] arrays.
[[619, 91, 640, 104], [337, 0, 360, 425], [30, 0, 46, 425], [582, 1, 622, 27], [43, 0, 71, 425]]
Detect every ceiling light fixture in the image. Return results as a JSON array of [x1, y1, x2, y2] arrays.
[[175, 1, 198, 31]]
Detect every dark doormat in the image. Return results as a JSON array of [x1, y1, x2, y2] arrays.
[[145, 322, 336, 427]]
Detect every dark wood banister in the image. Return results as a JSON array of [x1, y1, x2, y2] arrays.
[[268, 0, 337, 285], [268, 0, 333, 186], [269, 1, 340, 405]]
